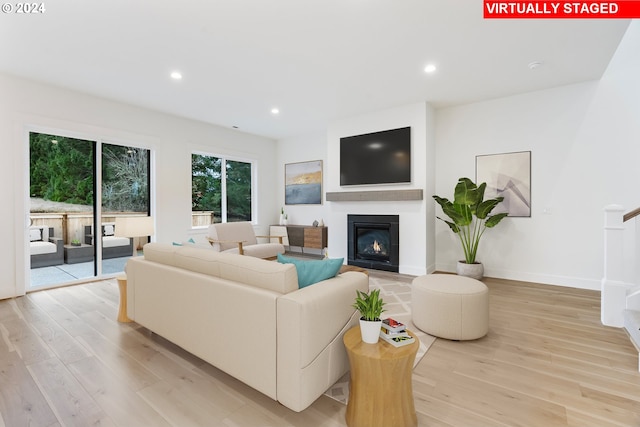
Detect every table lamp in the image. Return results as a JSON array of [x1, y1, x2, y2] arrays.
[[115, 216, 154, 257]]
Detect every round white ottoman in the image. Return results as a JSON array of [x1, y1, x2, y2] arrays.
[[412, 274, 489, 340]]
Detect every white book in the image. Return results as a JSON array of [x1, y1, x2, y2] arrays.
[[380, 333, 415, 348]]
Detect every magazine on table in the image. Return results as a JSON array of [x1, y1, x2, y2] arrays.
[[380, 332, 415, 347], [380, 325, 410, 337], [381, 317, 406, 332]]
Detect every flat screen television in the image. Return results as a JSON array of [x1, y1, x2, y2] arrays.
[[340, 126, 411, 186]]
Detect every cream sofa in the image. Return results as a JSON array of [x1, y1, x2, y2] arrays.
[[125, 242, 369, 412]]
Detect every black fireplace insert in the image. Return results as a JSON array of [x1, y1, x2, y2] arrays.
[[347, 214, 399, 272]]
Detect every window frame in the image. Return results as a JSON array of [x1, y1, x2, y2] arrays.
[[191, 150, 257, 228]]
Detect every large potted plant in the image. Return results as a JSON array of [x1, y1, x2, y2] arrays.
[[352, 289, 385, 343], [433, 177, 508, 279]]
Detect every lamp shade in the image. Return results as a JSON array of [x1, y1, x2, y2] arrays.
[[114, 216, 154, 238]]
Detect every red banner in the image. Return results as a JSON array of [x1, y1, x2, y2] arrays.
[[484, 1, 640, 18]]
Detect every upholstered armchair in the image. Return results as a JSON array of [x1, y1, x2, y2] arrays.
[[207, 221, 285, 260], [30, 226, 64, 268]]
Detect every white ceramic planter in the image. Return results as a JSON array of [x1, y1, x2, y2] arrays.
[[456, 261, 484, 280], [359, 318, 383, 344]]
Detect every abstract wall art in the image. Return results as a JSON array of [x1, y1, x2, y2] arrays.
[[285, 160, 323, 205], [476, 151, 531, 217]]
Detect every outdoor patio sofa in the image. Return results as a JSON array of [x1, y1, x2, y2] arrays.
[[30, 226, 64, 268], [84, 223, 133, 259]]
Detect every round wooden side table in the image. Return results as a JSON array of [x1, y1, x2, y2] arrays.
[[343, 326, 419, 427]]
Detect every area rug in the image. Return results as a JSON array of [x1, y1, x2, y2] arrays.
[[323, 273, 436, 405]]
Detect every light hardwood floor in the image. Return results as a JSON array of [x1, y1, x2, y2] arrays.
[[1, 274, 639, 426]]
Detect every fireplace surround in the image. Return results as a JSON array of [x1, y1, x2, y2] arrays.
[[347, 214, 399, 272]]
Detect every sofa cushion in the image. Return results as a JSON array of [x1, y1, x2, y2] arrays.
[[224, 243, 284, 258], [103, 236, 130, 248], [103, 223, 115, 236], [143, 243, 221, 277], [30, 241, 57, 255], [217, 252, 298, 294], [29, 228, 42, 241], [142, 243, 298, 294], [208, 222, 258, 251], [277, 254, 344, 288]]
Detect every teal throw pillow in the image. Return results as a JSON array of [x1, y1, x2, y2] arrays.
[[173, 238, 195, 246], [277, 253, 344, 288]]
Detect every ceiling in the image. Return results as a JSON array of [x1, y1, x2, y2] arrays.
[[0, 1, 630, 140]]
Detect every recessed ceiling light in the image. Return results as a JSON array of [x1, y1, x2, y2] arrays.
[[170, 71, 182, 80], [271, 108, 280, 115], [424, 64, 437, 74]]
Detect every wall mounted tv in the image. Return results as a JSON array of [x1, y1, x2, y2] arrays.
[[340, 126, 411, 186]]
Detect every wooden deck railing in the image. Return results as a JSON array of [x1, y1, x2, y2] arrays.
[[623, 207, 640, 222]]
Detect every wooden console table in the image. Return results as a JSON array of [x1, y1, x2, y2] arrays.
[[343, 326, 418, 427], [270, 225, 327, 252]]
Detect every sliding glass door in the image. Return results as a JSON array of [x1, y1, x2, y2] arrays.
[[29, 131, 150, 289], [100, 144, 150, 273]]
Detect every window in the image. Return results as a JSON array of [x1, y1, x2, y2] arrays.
[[191, 153, 253, 225]]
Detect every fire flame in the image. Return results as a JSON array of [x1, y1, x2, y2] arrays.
[[372, 240, 381, 253]]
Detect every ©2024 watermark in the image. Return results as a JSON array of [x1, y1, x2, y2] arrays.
[[1, 2, 45, 13]]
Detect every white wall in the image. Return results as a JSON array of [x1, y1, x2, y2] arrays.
[[276, 131, 330, 227], [434, 21, 640, 290], [0, 73, 278, 299], [325, 102, 436, 276]]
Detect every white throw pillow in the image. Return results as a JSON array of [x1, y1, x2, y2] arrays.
[[29, 228, 42, 242], [103, 224, 115, 236]]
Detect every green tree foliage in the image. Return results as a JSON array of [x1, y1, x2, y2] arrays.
[[29, 133, 94, 205], [30, 133, 149, 213], [226, 160, 252, 221], [192, 154, 222, 213], [191, 154, 252, 222]]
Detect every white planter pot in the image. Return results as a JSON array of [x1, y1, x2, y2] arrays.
[[456, 261, 484, 280], [359, 318, 382, 344]]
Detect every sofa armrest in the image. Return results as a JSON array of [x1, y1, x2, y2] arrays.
[[207, 238, 246, 254], [50, 237, 64, 255], [276, 271, 369, 411], [84, 225, 93, 245]]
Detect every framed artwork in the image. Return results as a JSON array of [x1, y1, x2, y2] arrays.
[[285, 160, 323, 205], [476, 151, 531, 217]]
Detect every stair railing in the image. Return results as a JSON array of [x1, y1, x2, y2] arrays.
[[601, 205, 640, 327], [624, 207, 640, 222]]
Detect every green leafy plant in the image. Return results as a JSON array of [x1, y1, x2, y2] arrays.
[[352, 289, 385, 321], [71, 239, 81, 246], [433, 177, 508, 264]]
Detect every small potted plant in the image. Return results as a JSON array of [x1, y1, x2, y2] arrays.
[[70, 238, 81, 247], [279, 207, 286, 225], [352, 289, 385, 343]]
